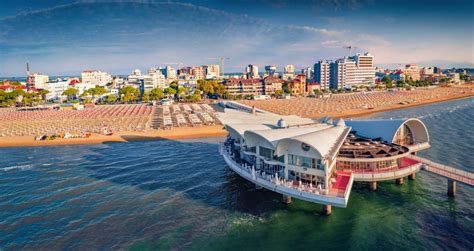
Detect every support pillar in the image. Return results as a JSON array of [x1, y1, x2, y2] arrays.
[[408, 173, 416, 180], [370, 181, 377, 191], [322, 204, 332, 216], [447, 179, 456, 197], [396, 177, 404, 185], [282, 195, 292, 204]]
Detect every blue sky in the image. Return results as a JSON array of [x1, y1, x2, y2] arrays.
[[0, 0, 473, 76]]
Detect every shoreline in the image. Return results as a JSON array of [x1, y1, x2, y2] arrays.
[[0, 125, 228, 148], [335, 92, 473, 119], [0, 90, 472, 148]]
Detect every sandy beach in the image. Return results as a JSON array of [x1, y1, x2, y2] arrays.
[[239, 85, 474, 119], [1, 85, 473, 148], [0, 125, 227, 148]]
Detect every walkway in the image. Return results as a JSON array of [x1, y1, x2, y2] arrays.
[[408, 155, 474, 187]]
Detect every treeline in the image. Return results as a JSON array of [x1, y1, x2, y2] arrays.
[[0, 89, 49, 107]]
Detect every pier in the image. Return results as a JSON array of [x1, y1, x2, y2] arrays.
[[408, 155, 474, 196]]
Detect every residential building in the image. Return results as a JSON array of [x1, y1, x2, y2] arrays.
[[283, 64, 295, 80], [389, 70, 405, 81], [330, 58, 356, 90], [203, 64, 220, 79], [314, 61, 331, 90], [265, 65, 277, 77], [191, 66, 205, 80], [404, 64, 421, 81], [81, 70, 112, 87], [245, 64, 259, 79], [26, 73, 49, 90], [307, 82, 321, 94], [241, 78, 263, 95], [351, 53, 375, 85], [263, 76, 284, 95]]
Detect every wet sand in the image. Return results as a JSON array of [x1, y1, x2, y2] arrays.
[[0, 125, 227, 148]]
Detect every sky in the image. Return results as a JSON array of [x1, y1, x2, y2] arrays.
[[0, 0, 473, 76]]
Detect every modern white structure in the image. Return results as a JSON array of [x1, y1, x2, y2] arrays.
[[81, 70, 112, 87], [351, 52, 375, 85], [218, 102, 431, 214]]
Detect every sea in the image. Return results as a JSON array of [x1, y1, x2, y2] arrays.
[[0, 97, 473, 250]]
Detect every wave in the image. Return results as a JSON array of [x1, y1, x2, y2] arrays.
[[1, 164, 34, 171]]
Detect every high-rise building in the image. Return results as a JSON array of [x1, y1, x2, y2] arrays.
[[330, 58, 356, 90], [245, 64, 259, 79], [190, 66, 205, 80], [314, 61, 331, 90], [351, 53, 375, 85], [165, 66, 177, 80], [265, 65, 277, 76]]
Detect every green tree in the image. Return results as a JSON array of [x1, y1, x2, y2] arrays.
[[177, 87, 188, 96], [141, 92, 150, 103], [63, 88, 79, 101], [37, 89, 50, 101], [275, 89, 284, 96], [164, 87, 177, 97], [119, 86, 140, 103], [106, 94, 117, 103], [150, 88, 164, 100]]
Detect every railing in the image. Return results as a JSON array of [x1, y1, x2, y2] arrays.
[[351, 163, 421, 181], [219, 143, 352, 207], [409, 155, 474, 186]]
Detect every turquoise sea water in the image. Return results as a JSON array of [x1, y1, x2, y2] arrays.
[[0, 98, 473, 250]]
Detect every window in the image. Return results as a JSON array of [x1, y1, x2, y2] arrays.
[[259, 146, 273, 159]]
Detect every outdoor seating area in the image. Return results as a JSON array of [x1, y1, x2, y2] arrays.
[[0, 104, 153, 137], [150, 103, 220, 129]]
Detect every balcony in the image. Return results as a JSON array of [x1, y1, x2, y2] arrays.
[[349, 157, 422, 181]]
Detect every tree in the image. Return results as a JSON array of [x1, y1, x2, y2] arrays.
[[63, 88, 79, 101], [150, 88, 164, 100], [106, 94, 117, 103], [37, 89, 50, 102], [381, 76, 392, 85], [313, 89, 322, 95], [197, 80, 214, 97], [141, 92, 150, 103], [164, 87, 177, 97], [119, 86, 140, 103], [177, 87, 188, 96], [184, 94, 201, 102], [274, 89, 284, 96]]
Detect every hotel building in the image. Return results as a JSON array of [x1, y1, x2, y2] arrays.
[[218, 102, 430, 213], [314, 60, 331, 90], [26, 73, 49, 90], [404, 64, 421, 81], [81, 70, 112, 86]]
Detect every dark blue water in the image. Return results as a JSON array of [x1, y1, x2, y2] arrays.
[[1, 98, 473, 250]]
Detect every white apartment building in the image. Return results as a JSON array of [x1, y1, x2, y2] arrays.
[[203, 64, 220, 79], [27, 73, 49, 90], [81, 70, 112, 86], [314, 61, 331, 90], [283, 64, 295, 81], [351, 53, 375, 85], [245, 64, 259, 79], [404, 64, 421, 81], [330, 58, 356, 90]]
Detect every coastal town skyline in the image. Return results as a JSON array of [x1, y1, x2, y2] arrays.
[[1, 0, 473, 76]]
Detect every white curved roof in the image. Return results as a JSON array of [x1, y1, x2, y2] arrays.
[[345, 118, 429, 143], [275, 125, 350, 159], [244, 124, 332, 149]]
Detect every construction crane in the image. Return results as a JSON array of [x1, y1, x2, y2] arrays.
[[343, 45, 357, 56], [207, 57, 230, 79]]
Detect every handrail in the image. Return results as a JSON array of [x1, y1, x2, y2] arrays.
[[410, 155, 474, 179]]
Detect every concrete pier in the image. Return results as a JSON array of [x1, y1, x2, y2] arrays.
[[396, 177, 404, 185], [322, 205, 332, 215], [408, 173, 416, 180], [370, 181, 377, 191], [447, 179, 456, 197], [282, 195, 292, 204]]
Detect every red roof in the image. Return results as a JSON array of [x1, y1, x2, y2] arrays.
[[0, 85, 26, 90]]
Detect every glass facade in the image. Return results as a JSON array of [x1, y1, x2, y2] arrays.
[[337, 159, 398, 171], [288, 154, 324, 170]]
